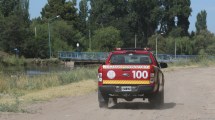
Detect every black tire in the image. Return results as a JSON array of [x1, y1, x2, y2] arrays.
[[148, 89, 164, 107], [98, 90, 109, 108], [113, 98, 118, 105]]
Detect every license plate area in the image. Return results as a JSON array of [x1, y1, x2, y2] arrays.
[[121, 86, 132, 92]]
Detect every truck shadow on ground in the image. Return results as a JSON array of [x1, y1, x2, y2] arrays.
[[109, 102, 176, 110]]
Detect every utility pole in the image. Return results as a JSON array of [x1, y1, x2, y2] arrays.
[[174, 1, 178, 59], [135, 34, 137, 48], [89, 29, 91, 50], [156, 35, 158, 59], [48, 22, 51, 58], [155, 33, 164, 59], [48, 15, 60, 58], [175, 40, 177, 59], [34, 27, 37, 37]]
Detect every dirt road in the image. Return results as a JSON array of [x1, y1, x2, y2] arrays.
[[1, 67, 215, 120]]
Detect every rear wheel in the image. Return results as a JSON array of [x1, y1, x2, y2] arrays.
[[98, 90, 109, 108], [113, 98, 118, 105], [148, 89, 164, 107]]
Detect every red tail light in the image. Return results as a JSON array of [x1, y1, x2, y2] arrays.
[[150, 65, 155, 84], [98, 73, 102, 82], [98, 65, 103, 86]]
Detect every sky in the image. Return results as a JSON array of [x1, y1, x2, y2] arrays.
[[29, 0, 215, 33]]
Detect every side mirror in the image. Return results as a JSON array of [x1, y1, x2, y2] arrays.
[[160, 62, 168, 68]]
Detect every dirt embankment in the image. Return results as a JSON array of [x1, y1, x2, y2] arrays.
[[1, 67, 215, 120]]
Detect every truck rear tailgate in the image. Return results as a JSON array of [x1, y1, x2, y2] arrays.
[[102, 65, 152, 85]]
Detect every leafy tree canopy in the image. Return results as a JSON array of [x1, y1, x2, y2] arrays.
[[195, 10, 207, 34], [92, 26, 123, 52]]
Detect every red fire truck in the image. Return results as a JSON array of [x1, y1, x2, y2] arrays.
[[98, 48, 168, 108]]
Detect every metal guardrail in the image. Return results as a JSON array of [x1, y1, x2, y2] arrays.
[[58, 52, 215, 63], [58, 52, 109, 61], [157, 54, 198, 63], [157, 54, 215, 63]]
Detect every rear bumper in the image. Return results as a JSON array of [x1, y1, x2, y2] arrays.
[[99, 85, 155, 96]]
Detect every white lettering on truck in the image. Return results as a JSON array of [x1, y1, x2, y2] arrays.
[[132, 70, 148, 79]]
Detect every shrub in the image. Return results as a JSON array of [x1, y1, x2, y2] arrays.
[[1, 55, 26, 66]]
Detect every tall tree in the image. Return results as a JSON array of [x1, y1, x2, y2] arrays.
[[0, 0, 19, 17], [90, 0, 114, 28], [0, 0, 31, 55], [129, 0, 161, 46], [39, 0, 85, 56], [41, 0, 78, 22], [192, 30, 214, 55], [195, 10, 207, 34], [160, 0, 176, 34], [176, 0, 192, 36], [92, 26, 123, 52], [90, 0, 162, 47], [41, 0, 65, 19], [79, 0, 88, 36], [160, 0, 191, 36], [90, 0, 130, 47], [20, 0, 30, 23], [24, 20, 49, 58]]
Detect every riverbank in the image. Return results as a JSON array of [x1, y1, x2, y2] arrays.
[[0, 56, 62, 67]]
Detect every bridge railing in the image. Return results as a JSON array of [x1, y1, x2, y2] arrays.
[[58, 51, 215, 63], [157, 54, 215, 63], [58, 51, 109, 61]]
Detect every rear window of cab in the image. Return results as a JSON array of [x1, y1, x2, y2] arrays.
[[110, 53, 152, 65]]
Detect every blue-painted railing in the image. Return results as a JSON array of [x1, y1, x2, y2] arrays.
[[58, 51, 215, 63], [58, 51, 109, 61]]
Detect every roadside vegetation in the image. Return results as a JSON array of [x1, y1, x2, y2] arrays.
[[0, 55, 26, 66], [1, 58, 215, 112], [0, 54, 61, 67], [162, 57, 215, 73], [168, 56, 215, 67], [0, 67, 98, 112]]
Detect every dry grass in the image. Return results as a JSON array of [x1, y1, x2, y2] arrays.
[[163, 65, 199, 72], [164, 58, 215, 72], [22, 80, 97, 103], [0, 67, 98, 112], [0, 80, 97, 105]]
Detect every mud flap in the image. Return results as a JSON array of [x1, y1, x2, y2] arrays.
[[148, 89, 164, 107], [98, 90, 109, 108]]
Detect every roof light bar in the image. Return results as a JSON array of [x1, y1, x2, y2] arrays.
[[114, 48, 152, 51], [115, 48, 122, 51]]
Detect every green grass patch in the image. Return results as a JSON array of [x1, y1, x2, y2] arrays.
[[1, 55, 26, 66], [168, 57, 215, 67], [59, 67, 97, 85], [0, 67, 98, 93], [0, 92, 26, 112], [25, 58, 61, 65]]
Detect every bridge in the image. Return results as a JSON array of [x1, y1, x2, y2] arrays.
[[58, 51, 109, 65], [58, 51, 207, 65]]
